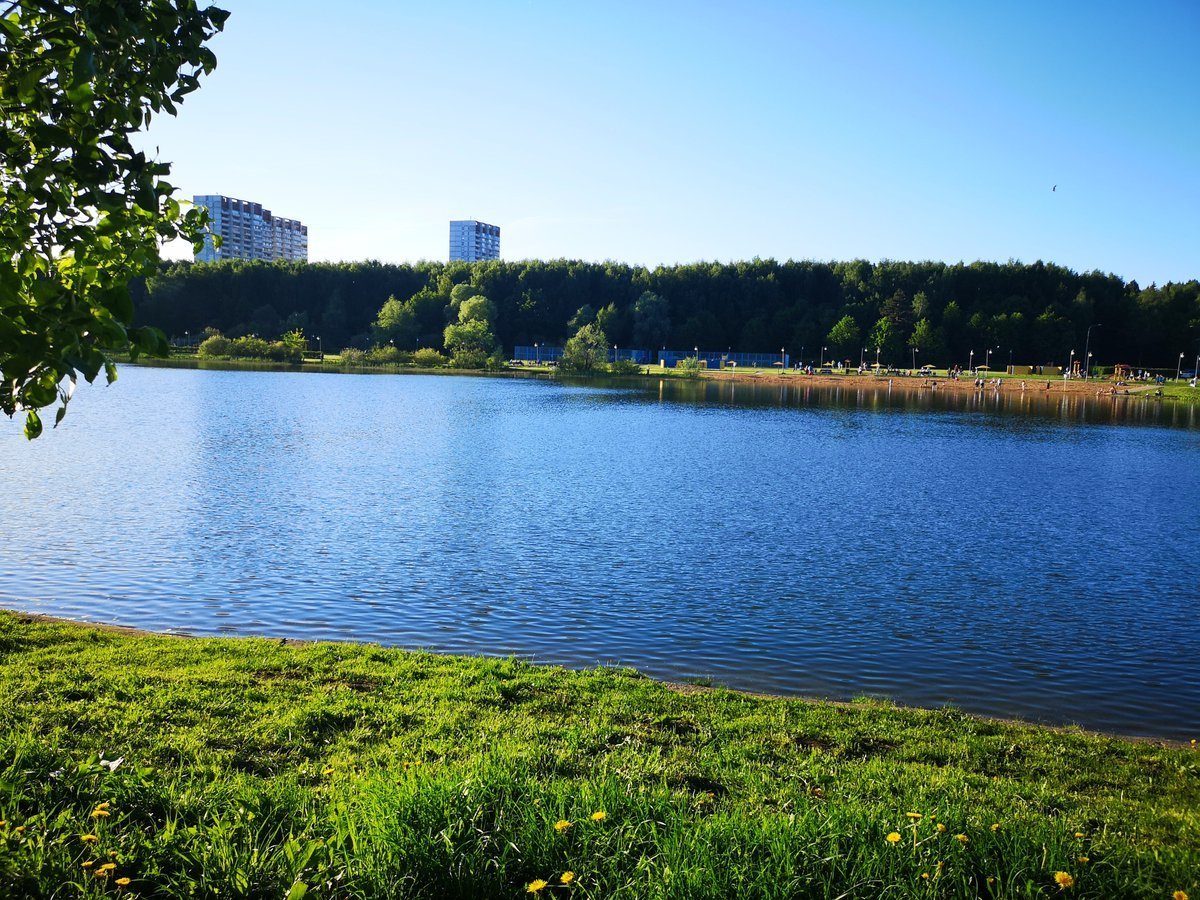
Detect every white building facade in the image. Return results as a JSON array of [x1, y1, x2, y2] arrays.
[[194, 195, 309, 263], [449, 220, 500, 262]]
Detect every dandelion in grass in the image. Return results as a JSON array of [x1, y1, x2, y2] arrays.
[[13, 826, 25, 834], [91, 807, 110, 819], [1054, 871, 1074, 889], [956, 833, 969, 843], [1077, 856, 1089, 863], [1073, 831, 1084, 838], [886, 832, 901, 844], [82, 861, 94, 869], [906, 812, 922, 819], [921, 873, 930, 880], [116, 878, 131, 886], [322, 767, 335, 776], [1173, 892, 1188, 900], [991, 823, 1001, 832], [81, 834, 99, 843], [936, 823, 947, 833], [527, 878, 548, 894], [560, 871, 575, 884], [554, 819, 572, 833], [590, 811, 606, 821]]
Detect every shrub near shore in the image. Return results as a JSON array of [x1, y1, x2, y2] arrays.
[[0, 612, 1195, 898]]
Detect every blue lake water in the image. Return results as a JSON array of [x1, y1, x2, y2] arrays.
[[2, 366, 1198, 739]]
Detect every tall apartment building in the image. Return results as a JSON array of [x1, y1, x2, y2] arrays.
[[449, 220, 500, 262], [193, 195, 309, 263]]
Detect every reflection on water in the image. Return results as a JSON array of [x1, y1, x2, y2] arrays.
[[1, 366, 1197, 739], [600, 375, 1199, 429]]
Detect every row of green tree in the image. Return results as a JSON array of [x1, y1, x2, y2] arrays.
[[137, 258, 1200, 370]]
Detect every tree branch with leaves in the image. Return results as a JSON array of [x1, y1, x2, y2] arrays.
[[0, 0, 228, 437]]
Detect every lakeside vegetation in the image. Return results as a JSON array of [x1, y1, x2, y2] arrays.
[[1, 612, 1195, 898], [137, 259, 1200, 377]]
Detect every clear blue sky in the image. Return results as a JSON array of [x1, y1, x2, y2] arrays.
[[143, 0, 1200, 285]]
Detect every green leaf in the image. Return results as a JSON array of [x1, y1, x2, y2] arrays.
[[24, 409, 43, 440]]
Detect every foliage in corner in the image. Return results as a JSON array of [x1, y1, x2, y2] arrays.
[[0, 0, 228, 438]]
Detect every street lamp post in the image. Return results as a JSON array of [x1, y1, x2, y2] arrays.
[[1008, 348, 1013, 373], [614, 344, 618, 365], [1083, 324, 1102, 381], [317, 335, 322, 361], [1177, 352, 1185, 381], [821, 346, 826, 366], [799, 345, 804, 369], [875, 345, 881, 371], [969, 349, 974, 373], [911, 346, 918, 370], [780, 346, 785, 370], [534, 342, 539, 365], [1069, 349, 1075, 378], [860, 347, 865, 368], [985, 346, 995, 374]]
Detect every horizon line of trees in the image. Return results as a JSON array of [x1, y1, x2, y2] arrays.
[[135, 258, 1200, 371]]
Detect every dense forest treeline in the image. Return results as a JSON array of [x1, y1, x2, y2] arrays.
[[136, 258, 1200, 369]]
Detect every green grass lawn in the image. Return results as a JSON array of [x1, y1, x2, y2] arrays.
[[1, 612, 1195, 898]]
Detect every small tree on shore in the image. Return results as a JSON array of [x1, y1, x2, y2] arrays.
[[561, 323, 608, 374]]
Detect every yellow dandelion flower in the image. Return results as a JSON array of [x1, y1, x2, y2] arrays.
[[906, 812, 923, 819], [1074, 831, 1084, 838], [13, 826, 25, 834], [98, 863, 116, 871], [108, 850, 118, 858], [322, 767, 335, 776], [91, 808, 110, 819], [1077, 856, 1089, 863], [81, 834, 99, 843], [82, 861, 95, 869], [921, 872, 930, 880], [590, 810, 606, 821], [956, 833, 969, 843], [1172, 892, 1188, 900], [554, 819, 572, 833], [93, 869, 110, 878], [991, 823, 1001, 832], [1054, 871, 1074, 889], [116, 878, 131, 886], [560, 871, 575, 884], [886, 831, 902, 844], [527, 879, 548, 894], [0, 820, 6, 827], [936, 823, 947, 833]]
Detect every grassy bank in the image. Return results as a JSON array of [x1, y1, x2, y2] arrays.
[[1, 613, 1195, 899]]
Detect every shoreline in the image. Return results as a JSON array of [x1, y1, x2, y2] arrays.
[[6, 608, 1187, 748], [692, 367, 1164, 398], [137, 356, 1198, 404]]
